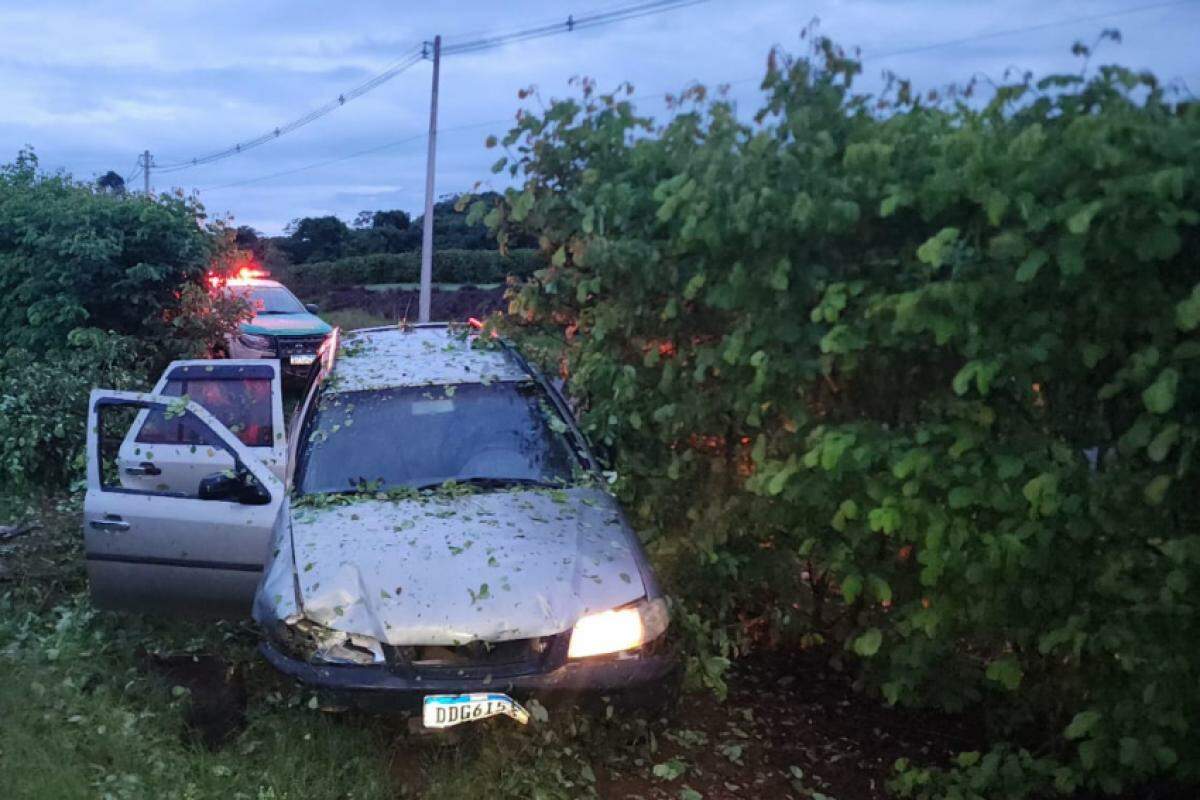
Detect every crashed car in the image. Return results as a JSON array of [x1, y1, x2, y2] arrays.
[[84, 324, 675, 727]]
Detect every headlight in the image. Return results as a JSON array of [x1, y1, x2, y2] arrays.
[[567, 597, 669, 659], [238, 333, 274, 351]]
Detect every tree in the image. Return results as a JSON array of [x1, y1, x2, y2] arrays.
[[96, 170, 126, 195], [371, 209, 410, 230], [283, 215, 350, 263], [234, 225, 268, 261]]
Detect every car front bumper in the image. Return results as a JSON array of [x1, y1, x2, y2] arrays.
[[227, 335, 326, 378], [259, 639, 679, 713]]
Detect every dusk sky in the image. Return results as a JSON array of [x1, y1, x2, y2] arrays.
[[3, 0, 1197, 234]]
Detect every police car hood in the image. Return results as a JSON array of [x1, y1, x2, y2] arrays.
[[241, 313, 332, 337], [286, 486, 647, 646]]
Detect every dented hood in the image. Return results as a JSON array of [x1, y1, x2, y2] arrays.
[[285, 487, 647, 646]]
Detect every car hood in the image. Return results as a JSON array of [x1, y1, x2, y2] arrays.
[[285, 486, 648, 646], [241, 313, 331, 337]]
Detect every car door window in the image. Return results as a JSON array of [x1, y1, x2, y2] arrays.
[[97, 397, 265, 500]]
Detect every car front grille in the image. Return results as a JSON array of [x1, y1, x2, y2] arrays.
[[275, 334, 327, 357], [384, 635, 563, 680]]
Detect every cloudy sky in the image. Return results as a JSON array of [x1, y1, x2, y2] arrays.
[[3, 0, 1197, 234]]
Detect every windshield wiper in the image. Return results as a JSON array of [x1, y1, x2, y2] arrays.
[[417, 476, 561, 491]]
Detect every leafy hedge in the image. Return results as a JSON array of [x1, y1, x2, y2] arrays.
[[477, 43, 1200, 799], [0, 150, 244, 492], [285, 248, 541, 290]]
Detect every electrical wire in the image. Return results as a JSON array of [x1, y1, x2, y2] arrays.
[[866, 0, 1194, 62], [155, 0, 706, 175], [198, 118, 508, 192], [192, 0, 1192, 194], [441, 0, 708, 56], [155, 46, 424, 173]]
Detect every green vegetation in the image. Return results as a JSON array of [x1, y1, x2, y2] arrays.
[[0, 499, 394, 800], [284, 249, 540, 292], [0, 503, 789, 800], [362, 282, 501, 292], [0, 149, 249, 493], [478, 37, 1200, 799], [4, 30, 1199, 800], [264, 194, 539, 268]]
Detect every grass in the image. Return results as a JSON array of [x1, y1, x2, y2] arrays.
[[0, 495, 640, 800], [0, 596, 397, 800], [6, 494, 888, 800], [0, 496, 393, 799], [0, 588, 625, 799], [320, 308, 394, 331]]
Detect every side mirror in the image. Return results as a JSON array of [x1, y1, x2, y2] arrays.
[[198, 470, 271, 505], [304, 303, 320, 314]]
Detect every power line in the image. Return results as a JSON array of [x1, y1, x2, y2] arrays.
[[643, 0, 1200, 96], [194, 0, 1191, 195], [198, 119, 507, 192], [155, 0, 706, 175], [155, 46, 424, 173], [866, 0, 1195, 62], [441, 0, 708, 56]]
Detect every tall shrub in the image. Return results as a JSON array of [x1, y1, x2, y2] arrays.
[[475, 41, 1200, 798], [0, 150, 243, 491]]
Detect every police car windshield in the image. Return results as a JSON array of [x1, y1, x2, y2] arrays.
[[232, 285, 306, 315]]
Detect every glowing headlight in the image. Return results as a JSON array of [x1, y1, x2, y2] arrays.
[[567, 597, 669, 659]]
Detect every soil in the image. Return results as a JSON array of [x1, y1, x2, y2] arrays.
[[597, 650, 983, 800], [141, 652, 248, 750], [322, 285, 507, 322]]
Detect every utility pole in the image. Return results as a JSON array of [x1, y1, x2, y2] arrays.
[[139, 149, 153, 195], [418, 35, 441, 323]]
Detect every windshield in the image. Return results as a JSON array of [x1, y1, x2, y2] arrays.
[[296, 382, 580, 495], [231, 285, 307, 315]]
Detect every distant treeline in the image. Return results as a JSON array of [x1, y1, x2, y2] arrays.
[[237, 192, 536, 267], [285, 248, 540, 291]]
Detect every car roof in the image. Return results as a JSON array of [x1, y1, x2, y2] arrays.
[[330, 324, 531, 393]]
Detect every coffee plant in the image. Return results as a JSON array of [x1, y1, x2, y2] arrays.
[[0, 149, 248, 491], [474, 36, 1199, 798]]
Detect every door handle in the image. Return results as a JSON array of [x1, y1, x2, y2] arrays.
[[90, 518, 131, 532], [124, 461, 161, 476]]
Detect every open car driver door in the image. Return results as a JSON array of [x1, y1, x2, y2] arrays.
[[83, 389, 285, 618]]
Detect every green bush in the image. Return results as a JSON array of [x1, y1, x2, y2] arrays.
[[286, 248, 541, 289], [0, 329, 144, 492], [480, 42, 1200, 798], [0, 150, 217, 360], [0, 150, 244, 492]]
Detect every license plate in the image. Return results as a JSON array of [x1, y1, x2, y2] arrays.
[[422, 693, 530, 729], [290, 354, 316, 366]]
